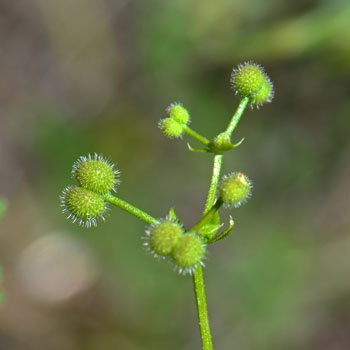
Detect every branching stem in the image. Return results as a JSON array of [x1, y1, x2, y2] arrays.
[[192, 154, 223, 350], [105, 97, 250, 350], [226, 96, 249, 137], [104, 193, 159, 226], [183, 125, 211, 147], [204, 155, 223, 214], [191, 198, 223, 234], [192, 97, 249, 349]]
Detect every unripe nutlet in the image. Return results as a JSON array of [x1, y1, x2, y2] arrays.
[[172, 233, 205, 275], [61, 186, 106, 227], [231, 62, 266, 97], [231, 61, 274, 107], [148, 220, 183, 256], [167, 103, 190, 125], [73, 154, 120, 194], [250, 79, 274, 107], [159, 118, 184, 138], [219, 172, 252, 208]]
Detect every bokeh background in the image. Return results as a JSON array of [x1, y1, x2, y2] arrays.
[[0, 0, 349, 349]]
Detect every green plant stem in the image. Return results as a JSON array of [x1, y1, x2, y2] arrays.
[[104, 193, 159, 226], [193, 265, 213, 350], [192, 154, 224, 350], [183, 125, 211, 147], [204, 154, 223, 213], [225, 96, 249, 137]]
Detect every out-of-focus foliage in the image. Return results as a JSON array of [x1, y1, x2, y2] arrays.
[[0, 198, 7, 221], [0, 266, 4, 306], [0, 0, 349, 349]]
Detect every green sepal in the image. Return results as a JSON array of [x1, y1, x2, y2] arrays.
[[168, 207, 179, 221], [208, 216, 235, 244], [232, 137, 245, 148], [187, 143, 211, 153]]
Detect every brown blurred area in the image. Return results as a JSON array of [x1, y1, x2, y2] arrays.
[[0, 0, 349, 349]]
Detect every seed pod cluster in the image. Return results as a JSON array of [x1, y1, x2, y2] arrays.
[[60, 153, 120, 227], [144, 218, 206, 275], [159, 102, 190, 139]]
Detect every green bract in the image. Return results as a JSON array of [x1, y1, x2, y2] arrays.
[[167, 103, 190, 125], [72, 153, 120, 194], [219, 172, 252, 208], [61, 186, 106, 227], [146, 219, 183, 257], [172, 233, 206, 275]]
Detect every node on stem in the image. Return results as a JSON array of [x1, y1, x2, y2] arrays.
[[213, 132, 234, 151]]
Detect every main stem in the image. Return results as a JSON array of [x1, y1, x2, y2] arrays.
[[192, 154, 223, 350], [193, 265, 213, 350], [192, 98, 249, 349], [204, 155, 223, 214]]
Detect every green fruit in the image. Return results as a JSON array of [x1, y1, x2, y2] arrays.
[[61, 186, 106, 227], [147, 220, 183, 257], [219, 172, 252, 208], [172, 233, 206, 275], [73, 154, 119, 194], [159, 118, 184, 138]]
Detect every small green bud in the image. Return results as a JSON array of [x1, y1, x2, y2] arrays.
[[159, 118, 184, 138], [172, 233, 206, 275], [72, 153, 120, 195], [213, 132, 234, 151], [145, 219, 183, 257], [167, 103, 190, 125], [219, 172, 253, 208], [231, 61, 274, 107], [60, 186, 107, 227]]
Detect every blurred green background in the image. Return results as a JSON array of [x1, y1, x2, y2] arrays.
[[0, 0, 349, 349]]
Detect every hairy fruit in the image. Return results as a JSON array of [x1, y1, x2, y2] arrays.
[[219, 172, 252, 208]]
